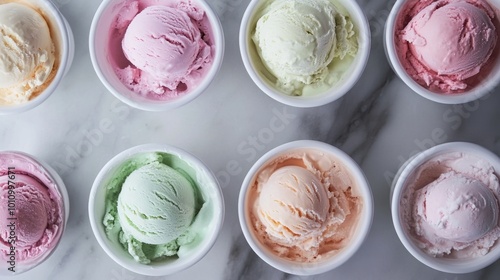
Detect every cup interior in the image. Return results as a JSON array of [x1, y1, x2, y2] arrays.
[[89, 0, 224, 112], [88, 144, 224, 276], [384, 0, 500, 104], [391, 142, 500, 273], [239, 0, 371, 108], [238, 140, 373, 275]]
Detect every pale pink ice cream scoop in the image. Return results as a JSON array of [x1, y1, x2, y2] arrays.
[[416, 171, 499, 243], [402, 152, 500, 258], [110, 0, 215, 100], [396, 0, 499, 93], [122, 5, 210, 90]]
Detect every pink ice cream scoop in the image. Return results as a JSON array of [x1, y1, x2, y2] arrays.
[[396, 0, 499, 93], [0, 175, 51, 247], [416, 171, 499, 243], [122, 5, 210, 90], [403, 152, 500, 258], [111, 0, 214, 100], [0, 152, 64, 270]]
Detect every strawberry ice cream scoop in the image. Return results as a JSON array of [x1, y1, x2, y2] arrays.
[[396, 0, 499, 93], [110, 0, 215, 100], [403, 1, 496, 81], [416, 171, 499, 243], [0, 175, 51, 247], [122, 5, 210, 88]]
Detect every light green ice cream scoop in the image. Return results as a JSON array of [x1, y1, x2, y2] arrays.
[[117, 162, 196, 245], [102, 152, 205, 264]]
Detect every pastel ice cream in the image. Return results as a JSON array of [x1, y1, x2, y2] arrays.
[[0, 152, 65, 271], [246, 148, 363, 262], [103, 152, 208, 264], [251, 0, 358, 96], [401, 152, 500, 258], [109, 0, 215, 100], [0, 2, 57, 105], [395, 0, 499, 93]]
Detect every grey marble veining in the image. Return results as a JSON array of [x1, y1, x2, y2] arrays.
[[1, 0, 500, 279]]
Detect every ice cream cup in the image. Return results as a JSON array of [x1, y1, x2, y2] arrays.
[[89, 0, 224, 112], [88, 144, 224, 276], [0, 151, 70, 276], [391, 142, 500, 273], [239, 0, 371, 108], [0, 0, 74, 115], [384, 0, 500, 104], [238, 140, 373, 275]]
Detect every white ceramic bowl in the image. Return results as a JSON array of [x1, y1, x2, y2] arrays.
[[0, 151, 70, 276], [239, 0, 371, 108], [391, 142, 500, 273], [0, 0, 74, 115], [238, 140, 373, 275], [89, 0, 224, 112], [88, 144, 224, 276], [384, 0, 500, 104]]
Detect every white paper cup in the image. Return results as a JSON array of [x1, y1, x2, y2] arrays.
[[0, 0, 74, 115], [0, 151, 69, 276], [89, 0, 224, 112], [384, 0, 500, 104], [391, 142, 500, 273], [239, 0, 371, 108], [89, 144, 224, 276], [238, 140, 373, 275]]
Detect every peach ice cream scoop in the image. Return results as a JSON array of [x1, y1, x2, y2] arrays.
[[248, 148, 363, 262], [258, 166, 329, 243]]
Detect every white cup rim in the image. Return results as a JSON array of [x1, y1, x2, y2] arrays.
[[238, 140, 373, 275], [384, 0, 500, 104], [89, 0, 225, 112], [88, 143, 225, 276], [391, 141, 500, 273], [0, 0, 72, 115], [239, 0, 371, 108]]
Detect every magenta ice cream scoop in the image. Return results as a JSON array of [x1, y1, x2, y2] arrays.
[[0, 151, 67, 274]]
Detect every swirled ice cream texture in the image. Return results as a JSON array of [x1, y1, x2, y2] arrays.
[[251, 0, 358, 95], [247, 148, 363, 262], [401, 152, 500, 258]]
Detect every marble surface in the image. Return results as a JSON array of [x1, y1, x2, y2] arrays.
[[2, 0, 500, 279]]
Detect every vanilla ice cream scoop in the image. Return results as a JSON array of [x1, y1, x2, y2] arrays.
[[253, 0, 336, 83], [416, 171, 499, 243], [252, 0, 357, 94], [258, 166, 329, 242], [117, 162, 196, 245], [0, 3, 55, 105]]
